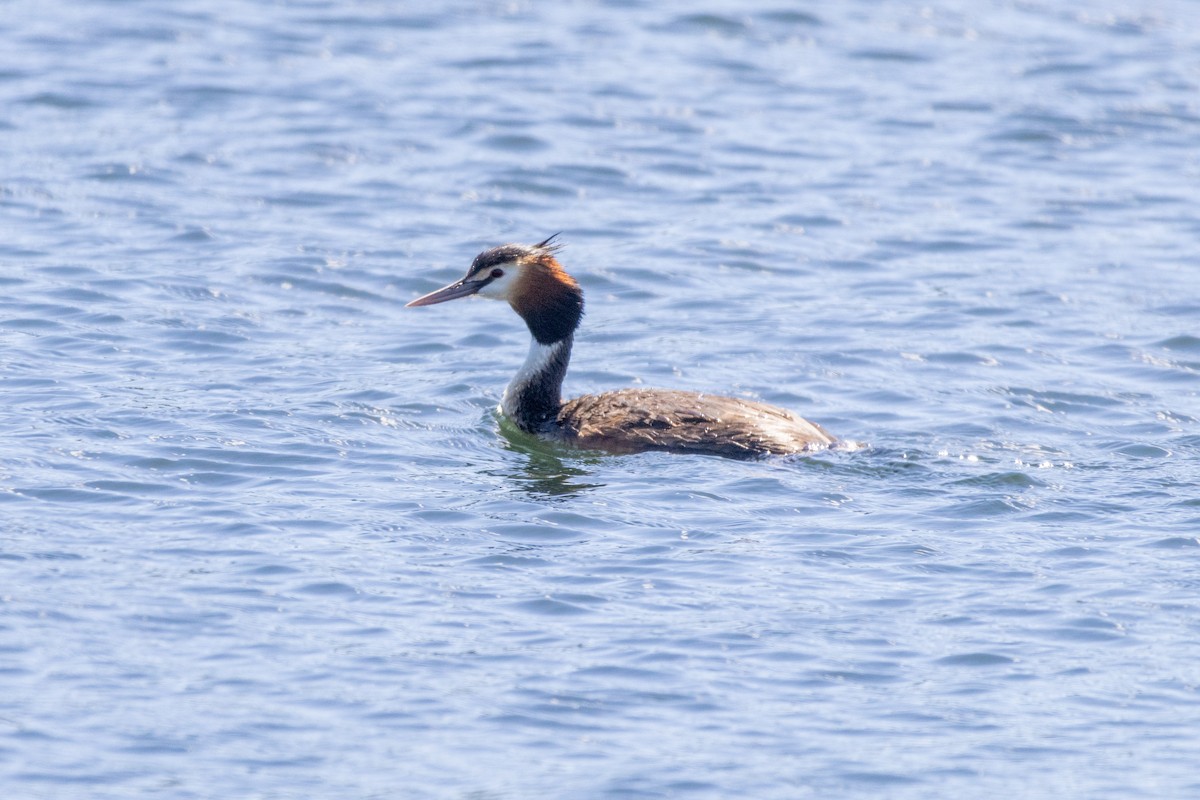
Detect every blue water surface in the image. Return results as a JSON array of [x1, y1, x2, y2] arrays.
[[2, 1, 1199, 798]]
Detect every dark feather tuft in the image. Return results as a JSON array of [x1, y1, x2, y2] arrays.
[[535, 233, 564, 252]]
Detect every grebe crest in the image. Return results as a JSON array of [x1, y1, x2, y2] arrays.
[[406, 236, 835, 459]]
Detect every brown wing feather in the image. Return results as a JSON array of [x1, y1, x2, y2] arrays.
[[554, 388, 834, 459]]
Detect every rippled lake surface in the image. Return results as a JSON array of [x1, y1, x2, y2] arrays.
[[3, 1, 1200, 797]]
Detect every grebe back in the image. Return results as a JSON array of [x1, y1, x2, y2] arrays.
[[406, 236, 834, 459]]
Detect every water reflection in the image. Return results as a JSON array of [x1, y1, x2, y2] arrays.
[[495, 415, 605, 497]]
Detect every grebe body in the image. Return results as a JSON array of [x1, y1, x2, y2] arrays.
[[407, 237, 834, 459]]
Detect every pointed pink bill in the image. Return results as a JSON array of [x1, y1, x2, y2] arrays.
[[405, 277, 486, 307]]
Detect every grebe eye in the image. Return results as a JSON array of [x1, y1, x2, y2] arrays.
[[490, 268, 504, 279]]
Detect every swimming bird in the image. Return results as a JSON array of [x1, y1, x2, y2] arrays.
[[406, 236, 835, 459]]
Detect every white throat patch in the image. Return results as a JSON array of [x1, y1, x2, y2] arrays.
[[500, 339, 566, 419]]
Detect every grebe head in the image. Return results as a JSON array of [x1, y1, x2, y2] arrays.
[[406, 234, 583, 344]]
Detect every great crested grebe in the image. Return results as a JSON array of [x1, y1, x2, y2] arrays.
[[406, 236, 835, 459]]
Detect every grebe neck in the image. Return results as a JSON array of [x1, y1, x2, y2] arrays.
[[500, 334, 573, 432]]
